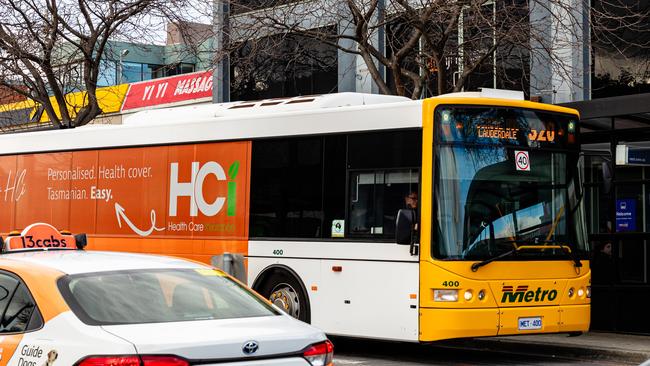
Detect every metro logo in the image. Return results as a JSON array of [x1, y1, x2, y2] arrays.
[[501, 285, 558, 303], [169, 161, 240, 217]]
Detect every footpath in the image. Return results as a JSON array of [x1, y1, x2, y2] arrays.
[[445, 332, 650, 364]]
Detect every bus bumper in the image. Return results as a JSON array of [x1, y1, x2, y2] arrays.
[[419, 304, 590, 341]]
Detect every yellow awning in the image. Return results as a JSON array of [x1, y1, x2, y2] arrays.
[[40, 84, 129, 123]]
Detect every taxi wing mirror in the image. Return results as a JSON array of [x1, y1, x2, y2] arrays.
[[396, 209, 415, 245], [74, 233, 87, 249]]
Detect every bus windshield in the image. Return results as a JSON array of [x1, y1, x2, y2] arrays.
[[433, 106, 588, 261]]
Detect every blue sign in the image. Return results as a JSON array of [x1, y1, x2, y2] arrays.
[[616, 199, 636, 232], [627, 148, 650, 165]]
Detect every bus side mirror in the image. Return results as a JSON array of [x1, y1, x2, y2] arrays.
[[602, 160, 613, 195], [396, 209, 415, 245]]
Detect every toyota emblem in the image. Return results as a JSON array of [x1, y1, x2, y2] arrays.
[[242, 340, 259, 355]]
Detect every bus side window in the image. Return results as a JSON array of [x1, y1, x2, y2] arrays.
[[250, 137, 324, 238], [346, 130, 422, 240], [348, 170, 419, 238]]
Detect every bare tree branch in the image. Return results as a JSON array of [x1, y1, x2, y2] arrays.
[[0, 0, 195, 128]]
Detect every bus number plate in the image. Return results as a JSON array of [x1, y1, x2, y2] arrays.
[[518, 317, 542, 331]]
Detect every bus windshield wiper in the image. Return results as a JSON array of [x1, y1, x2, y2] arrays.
[[470, 248, 517, 272], [470, 242, 582, 272], [538, 241, 583, 269]]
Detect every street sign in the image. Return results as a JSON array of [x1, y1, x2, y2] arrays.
[[616, 199, 636, 232], [616, 144, 650, 166]]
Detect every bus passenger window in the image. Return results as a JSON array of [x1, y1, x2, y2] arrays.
[[249, 137, 324, 238], [348, 169, 419, 238]]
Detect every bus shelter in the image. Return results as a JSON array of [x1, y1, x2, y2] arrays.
[[565, 93, 650, 334]]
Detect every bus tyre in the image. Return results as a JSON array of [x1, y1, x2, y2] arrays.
[[259, 271, 310, 323]]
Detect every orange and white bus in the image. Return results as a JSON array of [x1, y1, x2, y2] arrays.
[[0, 90, 590, 341]]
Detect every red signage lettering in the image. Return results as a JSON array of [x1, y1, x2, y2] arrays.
[[121, 70, 213, 112]]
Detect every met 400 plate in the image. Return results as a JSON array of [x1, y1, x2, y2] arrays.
[[518, 317, 542, 331]]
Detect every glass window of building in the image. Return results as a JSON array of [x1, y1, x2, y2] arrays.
[[230, 27, 338, 101], [98, 61, 117, 86], [166, 63, 195, 77], [121, 61, 143, 83], [118, 62, 171, 84], [231, 0, 299, 14], [591, 0, 650, 98], [143, 64, 163, 81]]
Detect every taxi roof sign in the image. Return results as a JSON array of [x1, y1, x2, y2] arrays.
[[2, 223, 87, 253]]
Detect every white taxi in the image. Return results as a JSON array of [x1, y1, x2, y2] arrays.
[[0, 223, 333, 366]]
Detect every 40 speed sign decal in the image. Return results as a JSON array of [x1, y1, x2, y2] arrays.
[[515, 150, 530, 171]]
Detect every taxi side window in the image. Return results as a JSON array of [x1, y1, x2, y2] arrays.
[[0, 274, 42, 333], [0, 275, 18, 315]]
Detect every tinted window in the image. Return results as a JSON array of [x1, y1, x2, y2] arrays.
[[348, 130, 422, 169], [2, 284, 38, 333], [0, 274, 41, 333], [0, 275, 18, 316], [322, 135, 347, 238], [249, 131, 422, 240], [250, 137, 324, 238], [347, 130, 422, 239], [348, 169, 419, 238], [59, 269, 278, 326]]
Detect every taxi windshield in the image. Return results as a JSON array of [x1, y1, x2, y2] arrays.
[[58, 269, 279, 326]]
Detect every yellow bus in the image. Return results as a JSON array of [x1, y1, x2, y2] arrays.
[[0, 90, 589, 342]]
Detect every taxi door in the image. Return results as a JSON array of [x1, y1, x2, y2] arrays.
[[0, 336, 22, 366]]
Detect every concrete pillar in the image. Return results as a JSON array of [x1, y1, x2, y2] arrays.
[[530, 0, 590, 103], [213, 0, 230, 103], [338, 1, 385, 94], [338, 8, 357, 93]]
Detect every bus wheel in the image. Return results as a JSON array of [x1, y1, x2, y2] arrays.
[[259, 271, 310, 323]]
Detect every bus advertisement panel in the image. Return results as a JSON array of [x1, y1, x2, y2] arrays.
[[0, 142, 250, 261]]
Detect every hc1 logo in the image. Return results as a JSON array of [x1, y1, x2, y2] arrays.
[[169, 161, 240, 217]]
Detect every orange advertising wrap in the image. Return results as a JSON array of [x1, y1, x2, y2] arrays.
[[0, 142, 251, 263]]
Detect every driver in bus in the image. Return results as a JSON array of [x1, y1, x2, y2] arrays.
[[404, 191, 419, 232], [405, 192, 418, 210]]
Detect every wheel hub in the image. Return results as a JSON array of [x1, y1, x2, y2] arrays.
[[269, 284, 301, 318]]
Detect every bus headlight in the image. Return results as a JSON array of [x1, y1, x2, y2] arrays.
[[434, 289, 458, 302], [478, 290, 486, 300], [586, 286, 591, 298], [577, 288, 585, 297], [568, 287, 575, 298], [464, 290, 473, 301]]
